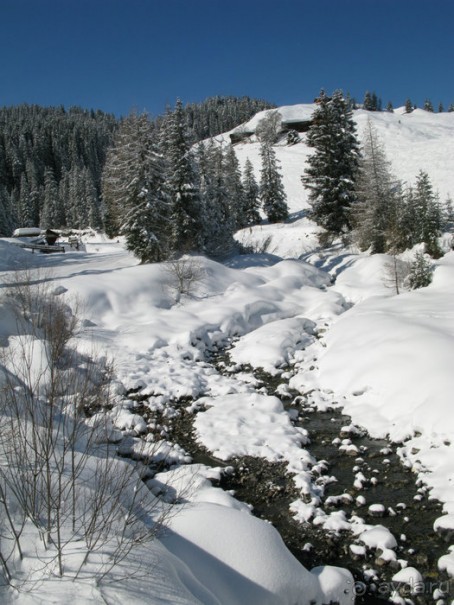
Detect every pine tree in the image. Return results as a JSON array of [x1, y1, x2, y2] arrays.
[[223, 144, 246, 229], [197, 141, 235, 257], [407, 251, 433, 289], [352, 119, 399, 253], [438, 102, 444, 113], [302, 89, 360, 239], [260, 142, 288, 223], [444, 195, 454, 229], [363, 91, 374, 111], [363, 91, 380, 111], [0, 185, 15, 236], [18, 173, 33, 227], [386, 101, 394, 113], [423, 99, 434, 112], [102, 112, 170, 262], [41, 167, 65, 228], [413, 170, 443, 257], [242, 158, 261, 226], [399, 171, 443, 257], [405, 98, 414, 113], [164, 100, 202, 256]]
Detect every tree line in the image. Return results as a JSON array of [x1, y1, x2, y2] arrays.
[[0, 96, 274, 236], [351, 90, 454, 113], [102, 100, 288, 262]]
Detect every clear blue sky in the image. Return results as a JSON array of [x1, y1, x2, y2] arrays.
[[1, 0, 453, 117]]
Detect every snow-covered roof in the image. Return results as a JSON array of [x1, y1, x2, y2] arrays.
[[12, 227, 42, 237]]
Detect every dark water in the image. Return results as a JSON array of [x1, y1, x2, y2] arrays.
[[129, 349, 452, 604]]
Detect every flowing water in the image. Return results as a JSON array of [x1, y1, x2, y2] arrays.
[[127, 347, 452, 604]]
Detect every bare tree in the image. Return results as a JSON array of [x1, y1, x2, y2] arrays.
[[162, 256, 205, 304], [382, 254, 409, 295], [255, 110, 282, 144]]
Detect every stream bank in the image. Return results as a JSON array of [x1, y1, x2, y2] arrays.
[[121, 341, 452, 604]]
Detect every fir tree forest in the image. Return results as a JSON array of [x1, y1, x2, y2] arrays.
[[0, 91, 449, 268]]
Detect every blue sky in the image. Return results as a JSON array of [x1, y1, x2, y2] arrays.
[[1, 0, 453, 117]]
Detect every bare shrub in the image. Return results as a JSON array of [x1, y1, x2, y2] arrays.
[[162, 256, 205, 303], [382, 254, 410, 295], [0, 270, 171, 588]]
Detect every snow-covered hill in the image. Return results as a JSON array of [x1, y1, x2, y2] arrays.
[[229, 104, 454, 213]]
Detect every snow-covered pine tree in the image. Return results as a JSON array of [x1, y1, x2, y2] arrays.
[[363, 91, 374, 111], [164, 99, 202, 256], [407, 251, 433, 289], [18, 173, 33, 228], [223, 144, 246, 229], [242, 158, 261, 226], [0, 186, 15, 236], [260, 142, 288, 223], [352, 119, 399, 253], [412, 170, 443, 257], [405, 99, 414, 113], [197, 140, 236, 257], [102, 112, 170, 262], [302, 89, 360, 240], [40, 167, 65, 228], [423, 99, 434, 112], [65, 166, 99, 229], [444, 195, 454, 229]]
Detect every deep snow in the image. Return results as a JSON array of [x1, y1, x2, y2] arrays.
[[1, 103, 454, 602]]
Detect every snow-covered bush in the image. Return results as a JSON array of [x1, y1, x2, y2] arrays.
[[406, 250, 433, 289]]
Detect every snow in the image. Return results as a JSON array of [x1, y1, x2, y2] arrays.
[[392, 566, 424, 591], [0, 238, 352, 604], [2, 102, 454, 601], [357, 525, 398, 550], [162, 502, 350, 605]]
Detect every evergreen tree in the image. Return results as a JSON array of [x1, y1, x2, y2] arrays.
[[438, 102, 444, 113], [0, 185, 15, 236], [405, 98, 414, 113], [413, 170, 443, 256], [197, 141, 236, 257], [398, 171, 443, 257], [102, 112, 170, 262], [386, 101, 394, 113], [423, 99, 434, 112], [0, 104, 117, 231], [444, 195, 454, 229], [164, 100, 202, 256], [448, 104, 454, 113], [302, 89, 360, 239], [41, 167, 65, 228], [363, 91, 374, 111], [352, 119, 399, 253], [407, 251, 433, 289], [18, 173, 33, 227], [260, 142, 288, 223], [223, 144, 246, 229], [242, 158, 261, 226]]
